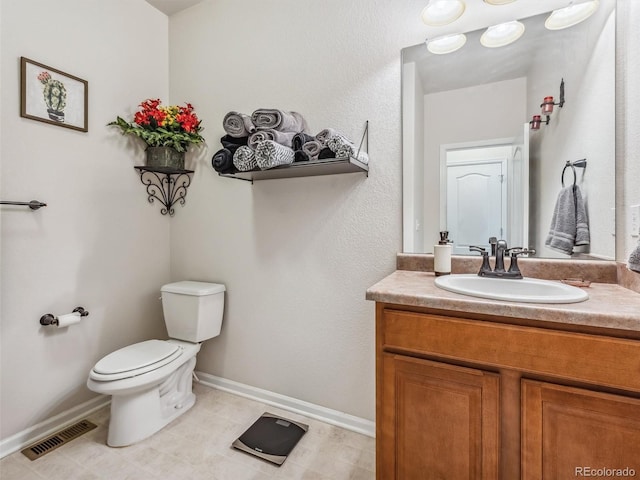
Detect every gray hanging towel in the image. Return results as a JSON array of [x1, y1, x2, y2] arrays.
[[628, 242, 640, 273], [545, 185, 590, 255]]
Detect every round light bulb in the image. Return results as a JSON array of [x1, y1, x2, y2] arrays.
[[420, 0, 466, 26], [480, 20, 525, 48], [545, 0, 600, 30], [426, 33, 467, 55]]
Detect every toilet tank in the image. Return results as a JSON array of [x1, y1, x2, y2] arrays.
[[160, 281, 226, 343]]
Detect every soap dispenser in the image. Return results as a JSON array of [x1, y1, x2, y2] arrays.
[[434, 231, 453, 276]]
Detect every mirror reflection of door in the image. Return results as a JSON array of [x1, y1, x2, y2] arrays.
[[446, 153, 506, 255], [442, 140, 527, 255]]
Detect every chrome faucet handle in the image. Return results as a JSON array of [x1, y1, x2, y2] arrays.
[[470, 246, 492, 276], [507, 247, 536, 257], [505, 247, 532, 278]]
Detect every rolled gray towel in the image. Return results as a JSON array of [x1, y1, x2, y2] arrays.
[[316, 128, 339, 146], [223, 112, 256, 138], [251, 109, 308, 133], [629, 243, 640, 273], [255, 140, 295, 170], [292, 132, 316, 151], [248, 129, 296, 150], [302, 140, 323, 160], [233, 145, 258, 172]]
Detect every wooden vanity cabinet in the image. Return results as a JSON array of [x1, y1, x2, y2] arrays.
[[376, 303, 640, 480]]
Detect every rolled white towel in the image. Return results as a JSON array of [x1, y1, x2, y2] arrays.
[[316, 128, 339, 146], [233, 146, 258, 172], [327, 134, 369, 164], [255, 140, 295, 170]]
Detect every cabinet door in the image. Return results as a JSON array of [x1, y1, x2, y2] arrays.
[[379, 354, 499, 480], [522, 380, 640, 479]]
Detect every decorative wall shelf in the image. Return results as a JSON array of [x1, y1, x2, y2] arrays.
[[219, 156, 369, 183], [134, 166, 194, 216], [219, 120, 369, 184]]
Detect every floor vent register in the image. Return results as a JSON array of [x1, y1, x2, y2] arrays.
[[21, 420, 98, 461]]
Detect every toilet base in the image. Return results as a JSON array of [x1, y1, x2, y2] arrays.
[[107, 357, 196, 447]]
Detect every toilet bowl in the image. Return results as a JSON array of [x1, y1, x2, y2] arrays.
[[87, 281, 225, 447]]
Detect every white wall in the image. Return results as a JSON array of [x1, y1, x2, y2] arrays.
[[402, 61, 425, 253], [423, 78, 527, 252], [529, 5, 616, 259], [619, 1, 640, 262], [0, 0, 171, 440], [166, 0, 430, 422]]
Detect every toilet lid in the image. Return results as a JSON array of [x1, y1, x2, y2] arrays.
[[92, 340, 182, 380]]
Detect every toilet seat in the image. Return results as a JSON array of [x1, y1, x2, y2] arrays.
[[90, 340, 183, 382]]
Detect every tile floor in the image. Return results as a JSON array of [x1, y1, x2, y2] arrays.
[[0, 383, 375, 480]]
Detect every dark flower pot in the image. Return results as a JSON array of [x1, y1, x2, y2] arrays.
[[146, 147, 185, 169]]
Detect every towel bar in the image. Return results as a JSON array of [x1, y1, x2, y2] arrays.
[[0, 200, 47, 210]]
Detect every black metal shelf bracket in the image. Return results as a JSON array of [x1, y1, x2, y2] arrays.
[[134, 166, 194, 216]]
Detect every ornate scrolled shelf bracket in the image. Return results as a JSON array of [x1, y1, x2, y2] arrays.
[[134, 166, 194, 216]]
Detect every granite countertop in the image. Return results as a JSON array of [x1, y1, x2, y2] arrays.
[[366, 270, 640, 335]]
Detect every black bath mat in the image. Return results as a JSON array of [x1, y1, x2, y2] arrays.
[[232, 412, 309, 465]]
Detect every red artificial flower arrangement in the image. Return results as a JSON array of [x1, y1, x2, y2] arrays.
[[109, 99, 205, 152]]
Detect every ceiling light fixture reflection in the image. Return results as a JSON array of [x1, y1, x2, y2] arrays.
[[426, 33, 467, 55], [421, 0, 466, 26], [545, 0, 599, 30], [483, 0, 517, 5], [480, 20, 525, 48]]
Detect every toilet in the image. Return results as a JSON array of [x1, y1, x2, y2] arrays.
[[87, 281, 225, 447]]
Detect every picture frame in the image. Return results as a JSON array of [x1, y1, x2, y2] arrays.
[[20, 57, 88, 132]]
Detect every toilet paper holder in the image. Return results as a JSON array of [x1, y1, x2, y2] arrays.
[[40, 307, 89, 326]]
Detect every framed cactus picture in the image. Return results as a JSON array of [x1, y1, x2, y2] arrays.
[[20, 57, 88, 132]]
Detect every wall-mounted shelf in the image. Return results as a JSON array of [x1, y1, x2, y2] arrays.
[[134, 166, 194, 216], [219, 120, 369, 184], [219, 156, 369, 183]]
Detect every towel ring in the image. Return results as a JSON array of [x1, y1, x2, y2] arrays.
[[561, 159, 587, 187], [561, 162, 576, 187]]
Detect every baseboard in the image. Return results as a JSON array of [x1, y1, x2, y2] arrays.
[[0, 395, 110, 459], [195, 371, 375, 438]]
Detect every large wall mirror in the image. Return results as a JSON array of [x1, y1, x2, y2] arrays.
[[402, 0, 615, 260]]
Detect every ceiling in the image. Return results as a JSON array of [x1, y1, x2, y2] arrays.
[[145, 0, 205, 16]]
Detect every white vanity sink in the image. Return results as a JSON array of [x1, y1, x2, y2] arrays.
[[434, 274, 589, 304]]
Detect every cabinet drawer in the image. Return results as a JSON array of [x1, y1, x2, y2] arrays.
[[380, 308, 640, 393]]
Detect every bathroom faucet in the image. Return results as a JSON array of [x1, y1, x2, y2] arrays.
[[469, 239, 536, 279], [494, 239, 508, 272]]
